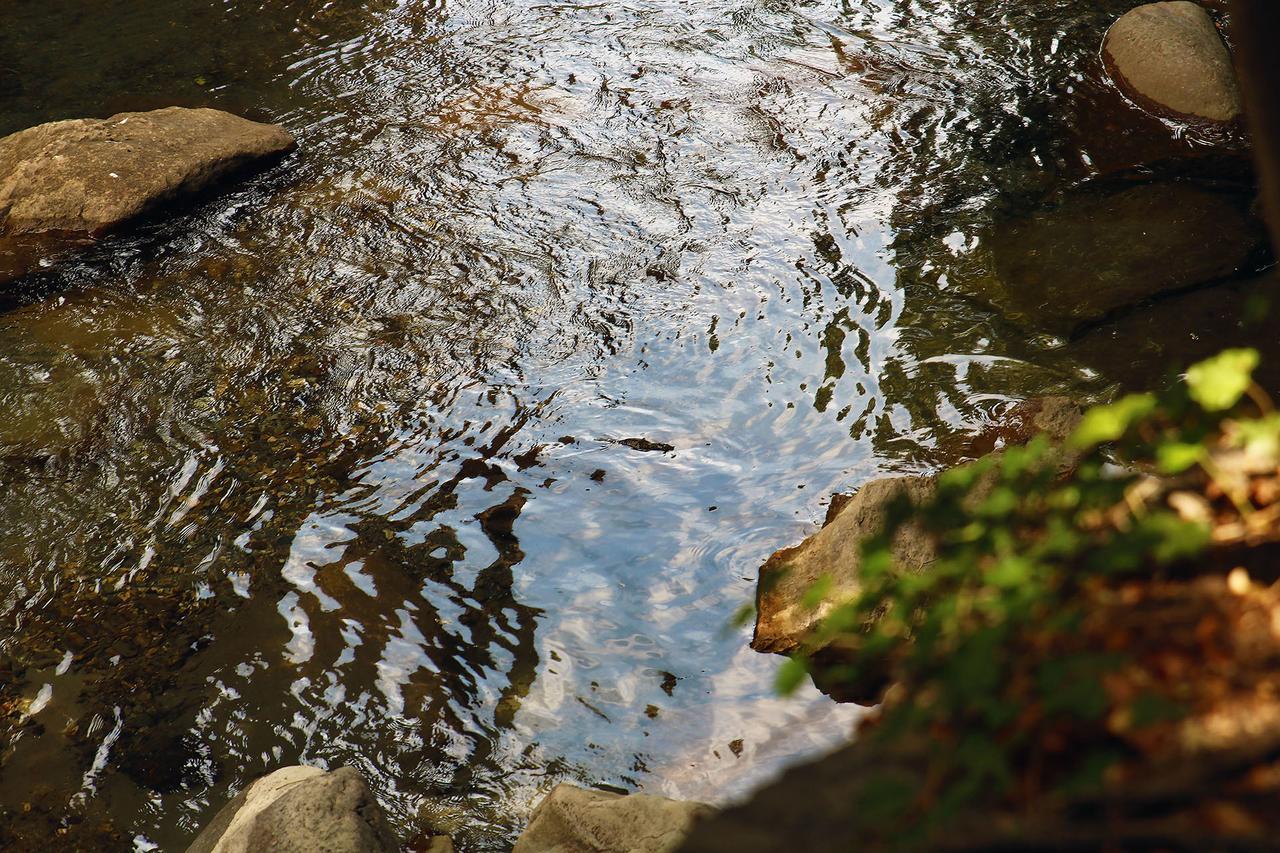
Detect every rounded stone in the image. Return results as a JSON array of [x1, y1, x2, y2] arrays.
[[1103, 1, 1241, 123], [186, 766, 399, 853]]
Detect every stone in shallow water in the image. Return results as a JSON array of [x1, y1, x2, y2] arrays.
[[514, 784, 714, 853], [1068, 271, 1280, 392], [0, 106, 295, 282], [752, 398, 1083, 702], [752, 475, 938, 658], [186, 766, 399, 853], [979, 182, 1264, 336], [1103, 1, 1241, 123]]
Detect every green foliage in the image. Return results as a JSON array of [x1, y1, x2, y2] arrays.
[[801, 575, 834, 611], [1184, 348, 1258, 411], [1128, 692, 1187, 728], [1156, 441, 1203, 474], [775, 656, 810, 695], [729, 601, 756, 629], [781, 348, 1269, 834], [1069, 392, 1156, 449], [1234, 412, 1280, 459]]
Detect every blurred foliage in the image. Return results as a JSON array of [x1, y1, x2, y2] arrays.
[[777, 348, 1277, 835]]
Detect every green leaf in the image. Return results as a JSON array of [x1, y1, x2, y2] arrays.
[[1058, 749, 1121, 796], [976, 486, 1018, 519], [1185, 348, 1259, 411], [1039, 516, 1082, 558], [1156, 441, 1204, 474], [938, 455, 998, 492], [819, 602, 864, 636], [774, 656, 810, 695], [1069, 394, 1156, 449], [729, 602, 756, 629], [1135, 512, 1210, 564], [1038, 655, 1113, 720], [1047, 485, 1081, 511], [800, 575, 834, 611], [861, 552, 893, 585], [1234, 413, 1280, 460], [987, 555, 1034, 588], [1129, 692, 1186, 727]]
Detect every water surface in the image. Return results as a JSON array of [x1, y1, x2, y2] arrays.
[[0, 0, 1259, 848]]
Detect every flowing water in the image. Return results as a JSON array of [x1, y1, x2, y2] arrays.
[[0, 0, 1265, 849]]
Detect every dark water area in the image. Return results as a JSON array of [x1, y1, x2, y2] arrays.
[[0, 0, 1268, 849]]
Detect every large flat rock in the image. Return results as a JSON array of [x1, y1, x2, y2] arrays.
[[1103, 2, 1241, 123], [0, 106, 295, 282]]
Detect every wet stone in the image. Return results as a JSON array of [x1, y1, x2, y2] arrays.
[[753, 397, 1084, 702], [513, 784, 713, 853], [1068, 271, 1280, 393], [1103, 2, 1241, 123], [186, 766, 399, 853], [977, 181, 1266, 336], [752, 474, 938, 654], [0, 106, 295, 283]]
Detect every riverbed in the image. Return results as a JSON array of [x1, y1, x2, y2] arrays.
[[0, 0, 1260, 848]]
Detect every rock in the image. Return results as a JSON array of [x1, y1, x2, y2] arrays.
[[980, 182, 1265, 335], [752, 475, 938, 658], [0, 106, 295, 282], [952, 396, 1088, 462], [1023, 396, 1087, 445], [617, 437, 676, 453], [1069, 271, 1280, 392], [513, 783, 714, 853], [754, 474, 938, 703], [1103, 2, 1241, 123], [186, 766, 399, 853], [752, 398, 1083, 702]]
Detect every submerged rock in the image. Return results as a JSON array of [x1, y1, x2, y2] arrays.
[[186, 766, 399, 853], [513, 784, 714, 853], [980, 182, 1264, 335], [1069, 271, 1280, 393], [0, 106, 295, 282], [1103, 2, 1241, 124]]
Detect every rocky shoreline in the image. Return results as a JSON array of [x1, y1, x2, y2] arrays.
[[188, 765, 715, 853]]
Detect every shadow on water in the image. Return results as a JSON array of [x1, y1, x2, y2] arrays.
[[0, 0, 1271, 849]]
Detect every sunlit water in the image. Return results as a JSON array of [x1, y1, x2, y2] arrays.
[[0, 0, 1261, 848]]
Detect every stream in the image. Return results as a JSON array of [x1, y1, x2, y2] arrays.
[[0, 0, 1264, 848]]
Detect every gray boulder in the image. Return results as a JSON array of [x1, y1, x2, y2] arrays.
[[514, 784, 714, 853], [186, 766, 399, 853], [1103, 2, 1241, 123], [0, 106, 295, 282]]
